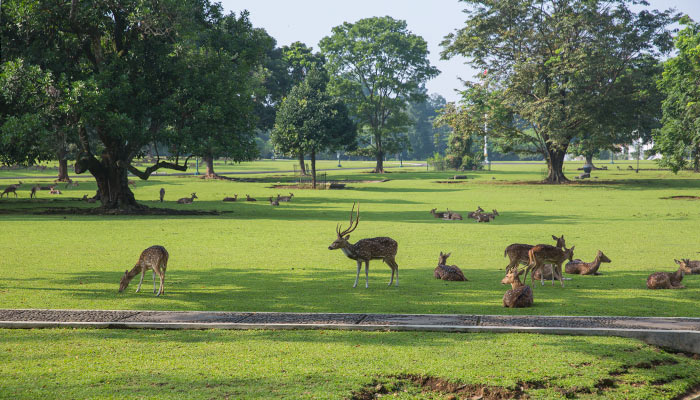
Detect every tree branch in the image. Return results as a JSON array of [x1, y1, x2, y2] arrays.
[[124, 156, 192, 180]]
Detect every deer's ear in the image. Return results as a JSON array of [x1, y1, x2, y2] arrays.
[[439, 251, 443, 256], [552, 235, 558, 240], [446, 252, 451, 257], [517, 269, 525, 276], [344, 235, 350, 241], [675, 259, 681, 264], [124, 270, 128, 274]]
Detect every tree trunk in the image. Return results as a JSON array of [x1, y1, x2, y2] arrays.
[[298, 152, 307, 175], [373, 133, 384, 173], [584, 153, 597, 170], [203, 155, 216, 178], [693, 144, 700, 173], [75, 151, 141, 210], [57, 157, 70, 182], [543, 146, 569, 184], [311, 151, 317, 189]]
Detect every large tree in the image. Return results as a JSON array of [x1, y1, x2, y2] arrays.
[[405, 93, 450, 160], [442, 0, 675, 183], [2, 1, 265, 209], [271, 69, 356, 188], [320, 16, 439, 173], [653, 18, 700, 173]]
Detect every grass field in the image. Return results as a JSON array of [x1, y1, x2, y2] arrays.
[[1, 159, 700, 398]]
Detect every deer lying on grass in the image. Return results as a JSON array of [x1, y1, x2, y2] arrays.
[[81, 194, 97, 203], [119, 245, 169, 296], [443, 209, 463, 220], [269, 196, 279, 206], [159, 188, 165, 202], [501, 268, 533, 308], [176, 193, 197, 204], [430, 208, 448, 218], [223, 194, 238, 202], [675, 259, 700, 275], [504, 235, 566, 272], [434, 252, 467, 281], [277, 193, 294, 202], [245, 194, 256, 201], [566, 250, 611, 275], [49, 187, 62, 195], [524, 245, 575, 287], [328, 203, 399, 288], [647, 267, 685, 289]]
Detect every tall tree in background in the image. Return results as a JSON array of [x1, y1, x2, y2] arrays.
[[654, 17, 700, 173], [442, 0, 675, 183], [320, 16, 439, 173], [406, 93, 450, 160], [271, 69, 356, 188]]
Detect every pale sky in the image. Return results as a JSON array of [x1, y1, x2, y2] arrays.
[[219, 0, 700, 103]]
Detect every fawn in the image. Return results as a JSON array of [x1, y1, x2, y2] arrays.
[[328, 203, 399, 288], [434, 252, 467, 281], [501, 268, 533, 308], [566, 250, 611, 275], [647, 267, 685, 289], [119, 245, 169, 296], [524, 245, 575, 287], [176, 193, 197, 204]]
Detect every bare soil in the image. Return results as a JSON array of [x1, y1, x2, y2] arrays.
[[662, 196, 700, 200]]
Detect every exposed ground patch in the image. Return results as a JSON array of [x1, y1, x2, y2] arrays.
[[661, 195, 700, 200]]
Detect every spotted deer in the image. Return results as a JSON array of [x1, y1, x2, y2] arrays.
[[675, 259, 700, 275], [501, 268, 533, 308], [647, 267, 685, 289], [328, 203, 399, 288], [119, 245, 169, 296], [443, 209, 463, 220], [277, 193, 294, 202], [434, 252, 467, 281], [269, 196, 279, 206], [159, 188, 165, 202], [177, 193, 197, 204], [566, 251, 611, 275], [245, 194, 257, 201], [504, 235, 566, 272], [524, 245, 575, 287], [430, 208, 448, 218]]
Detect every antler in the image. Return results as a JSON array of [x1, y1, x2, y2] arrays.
[[337, 202, 360, 237]]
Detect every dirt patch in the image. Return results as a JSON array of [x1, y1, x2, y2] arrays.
[[435, 181, 470, 184], [661, 196, 700, 200], [34, 207, 225, 216], [351, 375, 522, 400]]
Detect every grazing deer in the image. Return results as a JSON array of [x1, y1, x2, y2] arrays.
[[223, 195, 238, 202], [647, 267, 685, 289], [277, 193, 294, 202], [119, 245, 169, 296], [176, 193, 197, 204], [434, 252, 467, 281], [159, 188, 165, 202], [30, 185, 38, 199], [430, 208, 448, 218], [1, 184, 18, 198], [328, 203, 399, 288], [49, 188, 62, 195], [524, 245, 575, 287], [675, 259, 700, 274], [504, 235, 566, 272], [501, 268, 533, 308], [443, 209, 463, 220], [566, 250, 611, 275], [269, 196, 279, 206], [245, 194, 256, 201]]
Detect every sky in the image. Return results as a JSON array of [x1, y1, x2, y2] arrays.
[[219, 0, 700, 103]]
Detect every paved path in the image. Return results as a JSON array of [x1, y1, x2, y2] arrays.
[[2, 309, 699, 354]]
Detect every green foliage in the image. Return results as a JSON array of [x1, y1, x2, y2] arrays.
[[320, 16, 439, 171], [405, 93, 450, 160], [442, 0, 676, 182], [654, 19, 700, 173]]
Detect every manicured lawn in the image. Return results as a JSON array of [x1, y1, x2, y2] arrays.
[[1, 329, 699, 399], [1, 160, 700, 399]]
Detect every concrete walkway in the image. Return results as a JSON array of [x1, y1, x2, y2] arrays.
[[2, 309, 699, 354]]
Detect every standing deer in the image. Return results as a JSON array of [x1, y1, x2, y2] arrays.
[[524, 245, 575, 287], [328, 203, 399, 288], [177, 193, 197, 204], [277, 193, 294, 202], [223, 195, 238, 202], [504, 235, 566, 272], [1, 184, 19, 198], [566, 250, 611, 275], [647, 267, 685, 289], [501, 268, 533, 308], [434, 252, 467, 281], [430, 208, 448, 218], [159, 188, 165, 202], [30, 185, 38, 199], [245, 194, 257, 201], [269, 196, 279, 206], [675, 259, 700, 275], [119, 245, 169, 296]]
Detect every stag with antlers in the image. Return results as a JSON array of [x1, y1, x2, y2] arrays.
[[328, 203, 399, 288]]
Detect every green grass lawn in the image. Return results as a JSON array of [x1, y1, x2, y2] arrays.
[[1, 159, 700, 398]]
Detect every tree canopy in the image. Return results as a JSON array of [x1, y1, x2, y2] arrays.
[[320, 16, 439, 172]]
